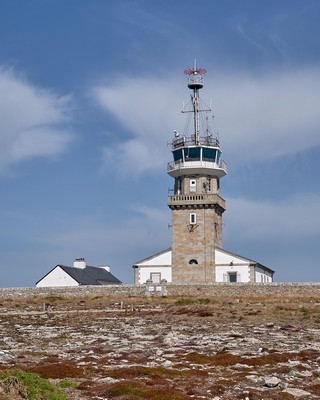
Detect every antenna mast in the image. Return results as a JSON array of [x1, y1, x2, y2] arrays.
[[184, 61, 206, 145]]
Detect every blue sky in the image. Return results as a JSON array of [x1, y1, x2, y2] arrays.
[[1, 0, 320, 287]]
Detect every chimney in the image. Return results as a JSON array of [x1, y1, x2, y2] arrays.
[[73, 258, 86, 269]]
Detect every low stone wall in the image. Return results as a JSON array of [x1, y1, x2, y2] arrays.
[[0, 282, 319, 300]]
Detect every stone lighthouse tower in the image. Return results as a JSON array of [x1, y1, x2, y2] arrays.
[[167, 65, 227, 284]]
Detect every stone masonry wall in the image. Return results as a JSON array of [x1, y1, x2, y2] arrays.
[[171, 207, 216, 283], [0, 283, 319, 300]]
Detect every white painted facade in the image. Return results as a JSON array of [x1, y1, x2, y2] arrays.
[[133, 249, 172, 285], [255, 266, 273, 283], [133, 248, 274, 285], [215, 265, 250, 283], [215, 248, 251, 283], [138, 266, 172, 285], [36, 266, 78, 287]]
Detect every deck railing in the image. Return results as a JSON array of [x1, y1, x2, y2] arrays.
[[172, 135, 220, 148], [168, 193, 226, 208], [167, 159, 227, 173]]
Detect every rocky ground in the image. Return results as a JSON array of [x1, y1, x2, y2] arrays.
[[0, 290, 320, 399]]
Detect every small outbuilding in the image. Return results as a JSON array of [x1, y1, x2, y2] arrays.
[[133, 248, 274, 285], [36, 258, 122, 287]]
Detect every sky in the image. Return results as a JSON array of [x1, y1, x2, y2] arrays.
[[0, 0, 320, 287]]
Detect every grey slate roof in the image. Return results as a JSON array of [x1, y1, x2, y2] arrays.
[[59, 265, 122, 285], [36, 264, 122, 286]]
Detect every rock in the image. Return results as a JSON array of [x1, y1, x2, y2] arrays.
[[289, 368, 313, 378], [162, 360, 173, 367], [0, 350, 13, 360], [228, 331, 244, 338], [246, 374, 262, 383], [265, 322, 274, 328], [283, 388, 312, 397], [264, 376, 281, 387]]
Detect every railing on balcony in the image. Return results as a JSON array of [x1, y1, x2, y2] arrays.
[[167, 159, 227, 173], [172, 135, 220, 148], [168, 193, 226, 208]]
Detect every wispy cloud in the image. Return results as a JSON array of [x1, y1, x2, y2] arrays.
[[93, 67, 320, 176], [225, 193, 320, 240], [236, 23, 267, 54], [93, 76, 183, 176], [0, 67, 73, 174]]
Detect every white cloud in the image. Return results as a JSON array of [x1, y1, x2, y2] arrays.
[[93, 75, 184, 176], [93, 67, 320, 176], [0, 67, 73, 173], [212, 68, 320, 164], [225, 193, 320, 240], [31, 205, 170, 283]]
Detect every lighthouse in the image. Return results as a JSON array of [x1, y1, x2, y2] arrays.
[[167, 65, 227, 284], [132, 65, 274, 286]]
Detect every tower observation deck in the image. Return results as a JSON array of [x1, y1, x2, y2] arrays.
[[167, 66, 227, 180]]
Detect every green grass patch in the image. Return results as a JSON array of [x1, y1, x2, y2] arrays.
[[0, 369, 68, 400], [58, 379, 78, 389]]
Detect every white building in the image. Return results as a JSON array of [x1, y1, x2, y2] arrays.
[[36, 258, 121, 287], [133, 248, 274, 285]]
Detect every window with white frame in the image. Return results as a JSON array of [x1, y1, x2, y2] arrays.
[[190, 179, 196, 192], [190, 213, 196, 225], [150, 273, 161, 284]]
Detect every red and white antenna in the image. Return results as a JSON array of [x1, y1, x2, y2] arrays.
[[184, 60, 206, 91], [184, 59, 206, 75], [184, 67, 206, 75]]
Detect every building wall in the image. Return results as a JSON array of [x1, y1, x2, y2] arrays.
[[136, 266, 172, 284], [36, 267, 78, 287], [138, 252, 171, 266], [5, 283, 320, 300], [134, 249, 274, 285], [215, 265, 250, 283], [255, 266, 273, 283], [215, 250, 246, 265]]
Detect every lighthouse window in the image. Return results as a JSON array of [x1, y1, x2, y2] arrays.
[[190, 213, 196, 224], [185, 147, 200, 161], [189, 259, 198, 265], [203, 148, 216, 162], [173, 149, 183, 162], [177, 178, 182, 194], [216, 150, 221, 164], [190, 179, 196, 192]]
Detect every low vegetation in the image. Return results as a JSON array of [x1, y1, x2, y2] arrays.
[[0, 369, 68, 400], [0, 291, 320, 399]]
